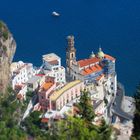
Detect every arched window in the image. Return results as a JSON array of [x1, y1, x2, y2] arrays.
[[71, 53, 74, 58]]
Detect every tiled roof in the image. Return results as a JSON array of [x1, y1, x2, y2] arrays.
[[81, 64, 102, 76], [96, 74, 104, 81], [78, 57, 100, 67], [41, 82, 54, 91], [35, 74, 45, 77], [41, 118, 49, 123], [77, 54, 115, 68], [104, 54, 115, 61]]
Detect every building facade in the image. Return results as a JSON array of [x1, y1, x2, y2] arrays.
[[38, 76, 57, 110], [50, 80, 84, 111], [41, 53, 66, 86], [10, 61, 36, 89], [66, 36, 117, 121], [66, 36, 117, 99]]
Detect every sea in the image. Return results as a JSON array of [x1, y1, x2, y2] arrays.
[[0, 0, 140, 96]]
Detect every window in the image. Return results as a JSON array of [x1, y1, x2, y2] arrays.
[[67, 99, 69, 103], [71, 53, 74, 58]]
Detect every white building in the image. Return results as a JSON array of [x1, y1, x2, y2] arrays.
[[41, 53, 66, 85], [66, 35, 117, 122], [10, 61, 36, 89]]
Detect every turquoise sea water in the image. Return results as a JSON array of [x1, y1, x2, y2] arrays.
[[0, 0, 140, 96]]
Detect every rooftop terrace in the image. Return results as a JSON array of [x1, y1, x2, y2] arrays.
[[50, 80, 82, 101], [42, 53, 60, 62]]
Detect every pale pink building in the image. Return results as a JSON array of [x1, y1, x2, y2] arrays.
[[38, 76, 57, 110], [50, 80, 85, 111]]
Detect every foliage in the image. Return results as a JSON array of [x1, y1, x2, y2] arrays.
[[3, 31, 8, 40], [77, 90, 95, 122], [131, 83, 140, 140], [0, 87, 113, 140], [45, 117, 113, 140], [0, 20, 9, 40], [0, 21, 3, 29], [0, 88, 27, 139]]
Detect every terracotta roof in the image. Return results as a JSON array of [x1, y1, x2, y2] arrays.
[[35, 74, 45, 77], [78, 57, 100, 67], [96, 74, 104, 81], [77, 54, 115, 68], [41, 118, 49, 123], [81, 64, 102, 76], [104, 54, 115, 61], [41, 82, 54, 91]]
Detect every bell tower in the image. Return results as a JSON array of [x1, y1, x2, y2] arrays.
[[66, 35, 76, 79]]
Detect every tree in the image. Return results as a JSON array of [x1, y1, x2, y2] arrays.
[[22, 111, 42, 137], [48, 117, 99, 140], [77, 90, 95, 123], [0, 89, 28, 140], [131, 83, 140, 140]]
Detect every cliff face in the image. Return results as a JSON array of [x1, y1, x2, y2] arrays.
[[0, 21, 16, 94]]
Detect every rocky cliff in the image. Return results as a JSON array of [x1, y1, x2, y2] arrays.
[[0, 21, 16, 94]]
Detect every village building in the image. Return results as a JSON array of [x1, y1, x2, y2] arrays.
[[10, 61, 36, 89], [41, 53, 66, 86], [66, 35, 117, 121], [27, 74, 45, 91], [50, 80, 84, 111], [38, 76, 57, 110], [10, 61, 37, 100]]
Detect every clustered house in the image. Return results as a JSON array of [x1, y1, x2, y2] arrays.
[[10, 61, 37, 100], [11, 35, 118, 124]]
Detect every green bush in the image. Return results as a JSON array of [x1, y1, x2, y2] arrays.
[[3, 31, 8, 40]]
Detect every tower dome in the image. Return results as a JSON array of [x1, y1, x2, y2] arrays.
[[97, 47, 104, 59], [89, 51, 95, 58]]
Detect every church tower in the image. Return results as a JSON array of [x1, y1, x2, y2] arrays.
[[66, 35, 76, 79]]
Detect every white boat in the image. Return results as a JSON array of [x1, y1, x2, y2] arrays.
[[52, 11, 60, 17]]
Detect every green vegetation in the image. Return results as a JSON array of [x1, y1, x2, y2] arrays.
[[0, 88, 27, 140], [0, 88, 114, 140], [3, 31, 8, 40], [131, 83, 140, 140], [77, 90, 95, 122], [0, 21, 3, 29], [43, 90, 113, 140], [0, 20, 9, 40]]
